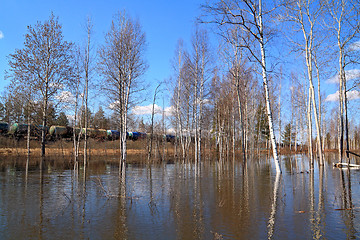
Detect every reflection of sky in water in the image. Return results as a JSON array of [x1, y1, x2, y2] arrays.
[[0, 154, 360, 239]]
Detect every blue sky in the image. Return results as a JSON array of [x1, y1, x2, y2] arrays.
[[1, 0, 359, 126], [0, 0, 203, 113]]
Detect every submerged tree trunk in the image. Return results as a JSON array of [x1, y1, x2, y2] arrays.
[[236, 80, 246, 163], [148, 83, 161, 162], [314, 53, 325, 157], [175, 42, 186, 161], [83, 18, 93, 172], [336, 30, 350, 164], [41, 93, 48, 168], [259, 0, 281, 173], [26, 116, 31, 174], [307, 89, 314, 168], [303, 36, 323, 165], [73, 70, 81, 172]]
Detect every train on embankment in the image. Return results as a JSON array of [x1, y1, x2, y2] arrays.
[[0, 122, 175, 143]]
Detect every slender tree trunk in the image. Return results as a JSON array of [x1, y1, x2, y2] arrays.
[[148, 83, 161, 162], [314, 55, 325, 156], [339, 57, 350, 162], [175, 45, 185, 161], [198, 73, 204, 166], [73, 74, 80, 172], [295, 118, 298, 152], [83, 17, 93, 172], [308, 89, 314, 168], [193, 65, 199, 164], [236, 82, 246, 162], [337, 35, 349, 163], [84, 84, 88, 170], [292, 0, 324, 165], [41, 92, 48, 166], [279, 71, 282, 153], [344, 83, 350, 162], [120, 72, 132, 176], [338, 55, 344, 163], [305, 47, 323, 165], [26, 116, 31, 173], [259, 0, 281, 173], [232, 112, 236, 162]]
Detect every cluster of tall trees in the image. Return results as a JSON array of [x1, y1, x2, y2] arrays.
[[4, 11, 147, 173], [2, 0, 360, 173], [169, 0, 360, 171]]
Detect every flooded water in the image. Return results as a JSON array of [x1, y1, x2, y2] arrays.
[[1, 154, 360, 239]]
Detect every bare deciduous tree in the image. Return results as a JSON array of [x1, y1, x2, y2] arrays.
[[282, 0, 325, 166], [7, 13, 74, 164], [83, 16, 94, 172], [98, 11, 147, 173], [202, 0, 282, 173], [187, 26, 212, 165], [325, 0, 360, 163]]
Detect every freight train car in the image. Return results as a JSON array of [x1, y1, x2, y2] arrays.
[[48, 126, 80, 140], [127, 132, 147, 141], [8, 123, 48, 139], [107, 130, 120, 140], [81, 128, 107, 139], [0, 122, 9, 135]]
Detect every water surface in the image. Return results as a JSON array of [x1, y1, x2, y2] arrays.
[[0, 154, 359, 239]]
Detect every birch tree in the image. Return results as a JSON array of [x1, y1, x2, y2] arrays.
[[7, 13, 74, 163], [172, 40, 187, 160], [202, 0, 282, 172], [220, 26, 250, 162], [71, 48, 82, 171], [83, 17, 94, 171], [170, 46, 196, 162], [325, 0, 360, 162], [98, 11, 147, 173], [148, 83, 161, 162], [282, 0, 324, 165], [187, 27, 212, 165]]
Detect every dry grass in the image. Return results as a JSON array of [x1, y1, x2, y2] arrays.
[[0, 147, 145, 156], [0, 137, 177, 165]]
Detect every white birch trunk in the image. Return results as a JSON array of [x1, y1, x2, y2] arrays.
[[307, 89, 314, 168], [259, 0, 281, 173], [176, 47, 186, 161]]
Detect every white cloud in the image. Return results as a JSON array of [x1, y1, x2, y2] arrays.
[[109, 101, 120, 110], [109, 102, 174, 116], [130, 104, 174, 116], [0, 31, 4, 39], [132, 104, 162, 115], [327, 69, 360, 84], [325, 91, 339, 102], [163, 106, 174, 117], [348, 90, 360, 100], [349, 40, 360, 51], [55, 91, 75, 108], [325, 90, 360, 102]]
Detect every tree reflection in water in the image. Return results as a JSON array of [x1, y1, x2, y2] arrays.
[[1, 154, 360, 239]]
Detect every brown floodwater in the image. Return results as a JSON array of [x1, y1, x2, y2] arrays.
[[0, 154, 359, 239]]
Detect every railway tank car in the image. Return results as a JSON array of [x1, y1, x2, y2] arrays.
[[0, 122, 9, 135], [8, 123, 48, 139], [49, 126, 78, 140], [1, 122, 175, 144]]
